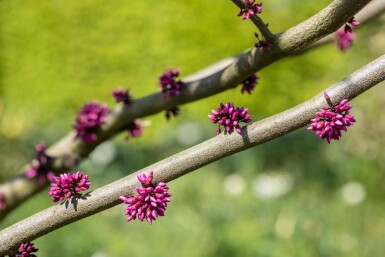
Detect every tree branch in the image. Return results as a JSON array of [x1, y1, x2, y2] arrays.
[[1, 53, 384, 255], [0, 0, 372, 221], [170, 0, 385, 81], [302, 0, 385, 52]]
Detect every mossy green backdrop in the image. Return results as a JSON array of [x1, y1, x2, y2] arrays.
[[1, 0, 385, 256]]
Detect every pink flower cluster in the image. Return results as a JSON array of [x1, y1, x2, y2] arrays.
[[307, 92, 356, 143], [25, 142, 55, 184], [237, 0, 262, 20], [11, 242, 38, 257], [49, 171, 91, 202], [159, 69, 184, 100], [336, 30, 355, 51], [208, 102, 252, 135], [112, 87, 132, 107], [73, 101, 109, 143], [0, 192, 6, 209], [336, 17, 359, 51], [120, 171, 172, 224], [125, 119, 144, 140], [241, 74, 259, 94]]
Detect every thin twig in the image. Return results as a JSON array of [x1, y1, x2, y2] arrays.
[[230, 0, 274, 41]]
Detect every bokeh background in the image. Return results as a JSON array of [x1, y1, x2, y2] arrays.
[[1, 0, 385, 256]]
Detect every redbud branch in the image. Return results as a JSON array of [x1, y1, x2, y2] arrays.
[[1, 54, 384, 255], [230, 0, 274, 42], [302, 0, 385, 52], [0, 0, 372, 221]]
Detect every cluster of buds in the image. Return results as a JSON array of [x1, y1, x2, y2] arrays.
[[254, 32, 272, 52], [125, 119, 144, 140], [48, 171, 91, 202], [10, 242, 38, 257], [73, 101, 109, 143], [336, 17, 359, 51], [241, 74, 259, 94], [336, 30, 355, 51], [159, 69, 184, 100], [112, 87, 132, 107], [307, 92, 356, 143], [111, 87, 144, 140], [208, 102, 252, 135], [0, 192, 6, 209], [120, 171, 172, 224], [25, 142, 55, 184], [237, 0, 262, 20]]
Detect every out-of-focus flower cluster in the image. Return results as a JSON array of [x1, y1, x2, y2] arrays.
[[49, 171, 91, 202], [120, 171, 172, 224], [237, 0, 262, 20], [0, 192, 6, 209], [125, 119, 144, 140], [336, 30, 355, 51], [25, 142, 55, 184], [73, 101, 109, 143], [112, 87, 132, 107], [159, 69, 184, 100], [241, 74, 259, 94], [10, 242, 38, 257], [208, 102, 252, 135], [336, 17, 359, 51], [307, 92, 356, 143]]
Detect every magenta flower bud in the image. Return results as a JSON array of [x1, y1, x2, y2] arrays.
[[237, 0, 262, 20], [348, 17, 360, 27], [25, 142, 55, 184], [323, 91, 330, 101], [241, 74, 259, 94], [344, 25, 353, 34], [159, 68, 184, 100], [308, 92, 356, 143], [340, 17, 359, 47], [14, 242, 38, 257], [120, 171, 172, 224], [336, 29, 355, 51], [0, 192, 6, 209], [112, 87, 132, 107], [48, 171, 91, 202], [125, 119, 144, 140], [209, 102, 252, 135], [73, 101, 109, 143], [137, 173, 147, 185]]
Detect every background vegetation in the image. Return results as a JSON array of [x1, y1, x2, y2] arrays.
[[1, 0, 385, 256]]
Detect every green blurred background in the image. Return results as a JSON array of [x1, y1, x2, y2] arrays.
[[1, 0, 385, 256]]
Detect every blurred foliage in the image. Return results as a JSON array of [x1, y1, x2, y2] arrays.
[[1, 0, 385, 256]]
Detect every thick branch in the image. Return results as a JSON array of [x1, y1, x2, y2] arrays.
[[303, 0, 385, 51], [1, 53, 384, 255], [0, 0, 372, 220]]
